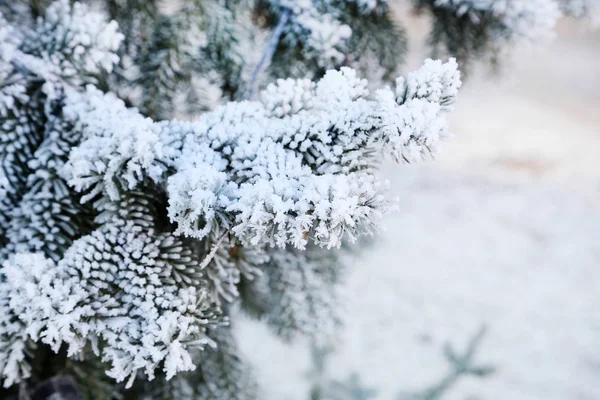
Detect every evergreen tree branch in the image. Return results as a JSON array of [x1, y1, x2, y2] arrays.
[[5, 0, 579, 397]]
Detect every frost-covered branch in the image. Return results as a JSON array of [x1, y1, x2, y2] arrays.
[[1, 35, 460, 391], [0, 0, 123, 239], [0, 0, 465, 396], [63, 59, 460, 250]]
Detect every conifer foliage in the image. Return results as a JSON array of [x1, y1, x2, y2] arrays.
[[413, 0, 561, 68], [0, 0, 587, 398]]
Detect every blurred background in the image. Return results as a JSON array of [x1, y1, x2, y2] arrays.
[[236, 3, 600, 399]]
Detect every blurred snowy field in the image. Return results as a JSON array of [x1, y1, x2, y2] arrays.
[[235, 6, 600, 400]]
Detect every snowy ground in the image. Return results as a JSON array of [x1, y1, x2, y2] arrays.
[[236, 9, 600, 400]]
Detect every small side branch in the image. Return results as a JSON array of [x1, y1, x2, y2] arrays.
[[199, 230, 229, 270], [245, 8, 291, 100]]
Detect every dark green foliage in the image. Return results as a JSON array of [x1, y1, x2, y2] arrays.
[[187, 325, 258, 400], [136, 14, 186, 120], [125, 370, 190, 400], [190, 0, 247, 101], [255, 0, 406, 82], [105, 0, 160, 54], [0, 0, 54, 20], [1, 107, 94, 262], [68, 353, 123, 400], [253, 0, 322, 80], [104, 0, 249, 118], [413, 0, 502, 71], [239, 245, 342, 341], [342, 6, 407, 83]]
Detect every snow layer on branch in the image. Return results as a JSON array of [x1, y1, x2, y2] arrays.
[[0, 254, 54, 387], [23, 0, 123, 78], [271, 0, 353, 68], [0, 2, 465, 390], [0, 218, 221, 386], [0, 1, 123, 100], [62, 86, 180, 202], [433, 0, 560, 45], [63, 60, 461, 250], [0, 0, 123, 126], [0, 0, 123, 235], [261, 77, 316, 118], [396, 58, 461, 106]]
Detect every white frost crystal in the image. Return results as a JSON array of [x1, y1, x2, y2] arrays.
[[25, 0, 123, 76], [0, 222, 220, 387]]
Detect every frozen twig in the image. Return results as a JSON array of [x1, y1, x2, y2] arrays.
[[245, 8, 291, 100]]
